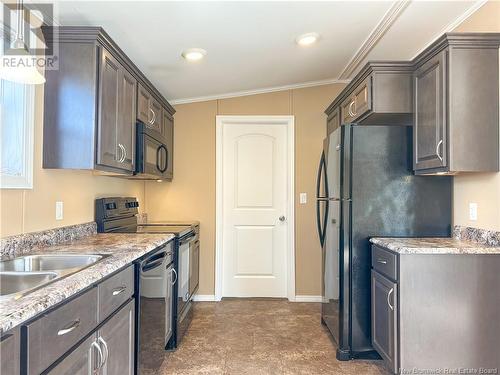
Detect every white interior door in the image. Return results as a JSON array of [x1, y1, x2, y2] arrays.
[[221, 119, 289, 298]]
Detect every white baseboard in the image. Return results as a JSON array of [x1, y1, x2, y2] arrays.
[[193, 294, 323, 302], [192, 294, 217, 302], [294, 295, 323, 303]]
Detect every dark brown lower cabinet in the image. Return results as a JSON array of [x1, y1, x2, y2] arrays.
[[98, 300, 135, 375], [0, 328, 20, 375], [371, 245, 500, 374], [371, 271, 398, 374], [47, 335, 96, 375], [47, 300, 134, 375]]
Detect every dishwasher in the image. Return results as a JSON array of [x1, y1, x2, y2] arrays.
[[137, 241, 176, 374]]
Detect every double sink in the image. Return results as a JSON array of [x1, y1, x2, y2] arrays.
[[0, 254, 110, 300]]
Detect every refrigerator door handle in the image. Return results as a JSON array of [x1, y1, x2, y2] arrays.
[[316, 151, 329, 199], [316, 199, 329, 248]]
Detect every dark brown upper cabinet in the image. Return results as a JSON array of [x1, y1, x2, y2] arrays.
[[161, 109, 174, 179], [42, 27, 175, 175], [96, 49, 136, 172], [137, 83, 163, 135], [326, 62, 414, 127], [412, 33, 500, 175]]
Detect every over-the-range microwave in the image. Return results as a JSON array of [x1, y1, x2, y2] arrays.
[[134, 122, 173, 180]]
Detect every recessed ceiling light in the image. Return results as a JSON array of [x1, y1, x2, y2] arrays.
[[181, 48, 207, 61], [296, 32, 320, 46]]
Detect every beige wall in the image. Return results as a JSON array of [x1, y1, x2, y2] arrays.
[[452, 1, 500, 231], [0, 80, 146, 237], [145, 84, 345, 296]]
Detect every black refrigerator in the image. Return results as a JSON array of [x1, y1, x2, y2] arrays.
[[316, 124, 452, 360]]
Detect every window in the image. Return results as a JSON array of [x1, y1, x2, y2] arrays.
[[0, 79, 35, 189]]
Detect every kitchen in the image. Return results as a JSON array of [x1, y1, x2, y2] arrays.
[[0, 1, 499, 374]]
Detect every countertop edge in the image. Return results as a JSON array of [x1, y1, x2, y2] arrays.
[[0, 233, 175, 333], [370, 237, 500, 255]]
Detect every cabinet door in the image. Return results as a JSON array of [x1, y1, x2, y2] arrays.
[[137, 84, 151, 125], [341, 95, 355, 124], [0, 328, 20, 375], [47, 335, 97, 375], [162, 109, 174, 178], [352, 76, 372, 120], [327, 108, 340, 135], [98, 300, 135, 375], [165, 264, 174, 343], [149, 97, 163, 134], [97, 49, 121, 169], [413, 50, 447, 171], [371, 271, 398, 374], [117, 69, 137, 172]]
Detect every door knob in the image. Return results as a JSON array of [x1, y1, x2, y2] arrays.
[[279, 216, 286, 222]]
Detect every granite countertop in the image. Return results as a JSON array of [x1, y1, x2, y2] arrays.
[[370, 237, 500, 255], [0, 233, 175, 333]]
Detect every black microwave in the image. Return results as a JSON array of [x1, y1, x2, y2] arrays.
[[135, 122, 173, 180]]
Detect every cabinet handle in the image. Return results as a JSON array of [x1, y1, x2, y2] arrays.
[[148, 108, 156, 126], [98, 337, 109, 367], [377, 258, 388, 265], [348, 100, 355, 117], [57, 319, 80, 336], [171, 268, 178, 285], [118, 143, 126, 163], [436, 139, 443, 162], [91, 340, 104, 371], [112, 286, 127, 296], [387, 288, 394, 311]]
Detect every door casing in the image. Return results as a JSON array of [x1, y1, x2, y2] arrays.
[[215, 115, 295, 301]]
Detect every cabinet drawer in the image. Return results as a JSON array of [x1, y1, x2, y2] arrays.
[[98, 265, 134, 322], [26, 287, 98, 375], [372, 245, 398, 281]]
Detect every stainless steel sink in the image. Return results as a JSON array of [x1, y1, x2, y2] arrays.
[[0, 253, 110, 300], [0, 254, 104, 272], [0, 271, 58, 298]]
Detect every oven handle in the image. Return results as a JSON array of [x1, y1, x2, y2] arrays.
[[141, 259, 164, 272], [141, 250, 166, 272], [179, 232, 196, 245]]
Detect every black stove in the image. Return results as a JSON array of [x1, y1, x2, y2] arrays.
[[95, 197, 200, 361], [95, 197, 197, 239]]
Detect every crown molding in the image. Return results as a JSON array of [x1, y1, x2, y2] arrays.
[[338, 0, 411, 80], [410, 0, 489, 60], [168, 78, 351, 106]]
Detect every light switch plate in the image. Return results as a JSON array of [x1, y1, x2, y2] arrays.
[[299, 193, 307, 204], [469, 202, 478, 221], [56, 201, 64, 220]]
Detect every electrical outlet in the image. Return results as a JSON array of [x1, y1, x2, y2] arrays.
[[469, 202, 478, 221], [56, 201, 64, 220], [299, 193, 307, 204]]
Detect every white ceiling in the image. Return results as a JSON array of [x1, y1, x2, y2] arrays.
[[43, 0, 482, 103]]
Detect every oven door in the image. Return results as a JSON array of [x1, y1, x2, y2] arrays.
[[138, 133, 169, 179], [139, 247, 168, 372]]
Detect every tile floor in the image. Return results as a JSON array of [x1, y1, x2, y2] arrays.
[[159, 299, 390, 374]]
